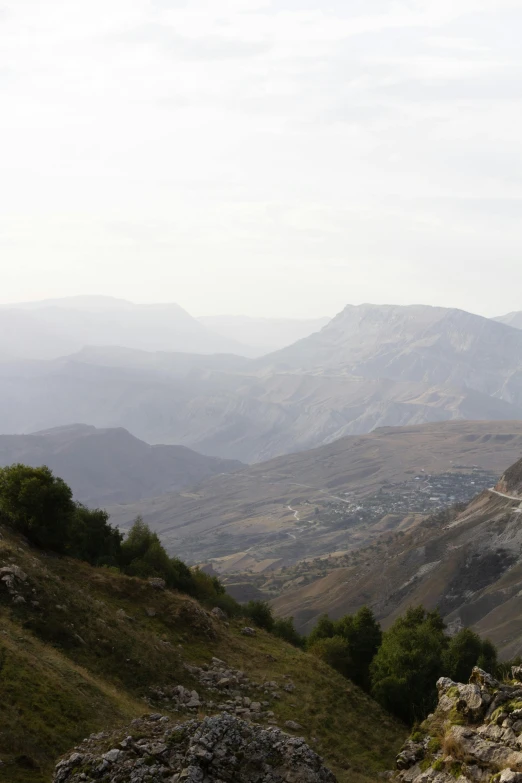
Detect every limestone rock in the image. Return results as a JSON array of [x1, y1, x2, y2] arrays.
[[53, 713, 336, 783], [241, 626, 256, 636], [395, 669, 522, 783], [211, 606, 227, 621]]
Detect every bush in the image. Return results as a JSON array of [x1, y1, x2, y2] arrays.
[[272, 617, 304, 648], [209, 593, 242, 617], [309, 635, 352, 677], [244, 600, 274, 631], [69, 505, 122, 566], [0, 464, 75, 552]]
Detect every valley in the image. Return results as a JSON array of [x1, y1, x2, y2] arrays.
[[106, 420, 522, 571]]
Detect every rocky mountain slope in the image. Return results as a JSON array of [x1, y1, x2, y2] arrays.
[[105, 421, 522, 570], [199, 314, 331, 355], [265, 304, 522, 405], [0, 424, 243, 506], [0, 296, 251, 359], [395, 666, 522, 783], [0, 523, 405, 783], [271, 457, 522, 655]]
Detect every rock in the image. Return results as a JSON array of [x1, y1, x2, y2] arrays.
[[145, 607, 157, 617], [241, 626, 256, 636], [53, 713, 336, 783], [148, 578, 166, 590], [102, 748, 121, 763], [284, 720, 303, 731], [0, 565, 27, 581], [211, 607, 227, 621], [512, 666, 522, 683], [470, 666, 499, 689], [396, 669, 522, 783]]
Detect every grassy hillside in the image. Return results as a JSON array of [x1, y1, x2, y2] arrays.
[[0, 525, 406, 783]]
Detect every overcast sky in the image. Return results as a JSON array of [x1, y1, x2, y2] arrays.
[[1, 0, 522, 318]]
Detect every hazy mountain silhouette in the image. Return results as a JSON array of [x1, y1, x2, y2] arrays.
[[0, 424, 243, 506], [0, 296, 254, 358]]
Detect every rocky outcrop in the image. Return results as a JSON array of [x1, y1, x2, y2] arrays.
[[53, 712, 336, 783], [395, 667, 522, 783], [148, 656, 296, 727]]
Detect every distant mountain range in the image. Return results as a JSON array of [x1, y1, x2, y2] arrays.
[[0, 296, 251, 359], [1, 301, 522, 462], [104, 420, 522, 568], [272, 455, 522, 659], [0, 424, 242, 506], [0, 296, 330, 360]]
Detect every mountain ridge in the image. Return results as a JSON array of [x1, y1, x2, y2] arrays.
[[0, 424, 243, 506]]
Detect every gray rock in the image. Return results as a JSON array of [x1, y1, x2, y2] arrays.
[[211, 607, 227, 621], [284, 720, 304, 731], [148, 578, 166, 590], [241, 627, 256, 636], [53, 713, 336, 783]]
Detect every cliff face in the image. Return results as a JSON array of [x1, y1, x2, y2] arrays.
[[396, 667, 522, 783], [496, 458, 522, 497]]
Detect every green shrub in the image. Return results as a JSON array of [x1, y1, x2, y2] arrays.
[[0, 464, 75, 552], [272, 617, 304, 648], [244, 600, 274, 631]]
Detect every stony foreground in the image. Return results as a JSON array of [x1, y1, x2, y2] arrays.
[[53, 712, 337, 783], [396, 667, 522, 783]]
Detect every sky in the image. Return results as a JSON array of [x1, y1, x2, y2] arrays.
[[1, 0, 522, 319]]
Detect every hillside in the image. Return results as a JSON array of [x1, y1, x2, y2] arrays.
[[0, 296, 252, 359], [271, 457, 522, 657], [105, 421, 522, 570], [0, 524, 405, 783], [0, 424, 243, 506], [198, 315, 331, 355]]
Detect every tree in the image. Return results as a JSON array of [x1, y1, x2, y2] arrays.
[[370, 606, 448, 724], [69, 505, 122, 566], [344, 607, 382, 691], [442, 628, 497, 684], [272, 617, 304, 648], [307, 614, 336, 647], [0, 464, 75, 552], [244, 600, 274, 631], [309, 635, 352, 677]]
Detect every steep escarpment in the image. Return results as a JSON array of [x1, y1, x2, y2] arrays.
[[496, 457, 522, 497], [395, 666, 522, 783]]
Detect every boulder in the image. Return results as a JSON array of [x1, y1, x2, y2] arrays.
[[53, 713, 337, 783], [211, 606, 228, 621], [241, 626, 256, 636]]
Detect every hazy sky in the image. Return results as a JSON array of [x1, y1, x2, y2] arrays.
[[1, 0, 522, 318]]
